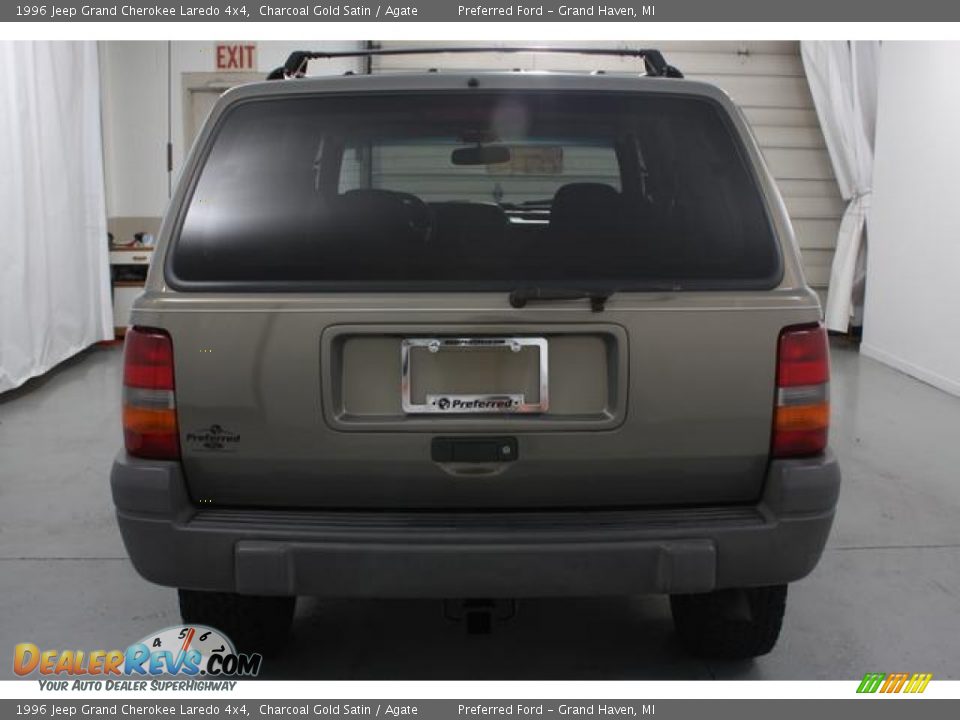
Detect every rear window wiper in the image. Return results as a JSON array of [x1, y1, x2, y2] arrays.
[[509, 287, 612, 312]]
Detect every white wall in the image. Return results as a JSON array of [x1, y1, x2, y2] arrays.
[[99, 41, 362, 219], [100, 42, 169, 218], [862, 42, 960, 397]]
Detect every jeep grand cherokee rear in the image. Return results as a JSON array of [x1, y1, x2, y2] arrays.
[[111, 65, 840, 660]]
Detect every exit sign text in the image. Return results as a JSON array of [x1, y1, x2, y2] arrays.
[[216, 44, 257, 71]]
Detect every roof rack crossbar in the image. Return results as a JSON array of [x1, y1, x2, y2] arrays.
[[267, 46, 684, 81]]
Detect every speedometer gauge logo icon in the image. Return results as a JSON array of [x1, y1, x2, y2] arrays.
[[128, 624, 261, 676], [136, 625, 235, 672]]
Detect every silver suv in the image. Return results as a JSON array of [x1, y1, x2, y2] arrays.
[[111, 48, 840, 661]]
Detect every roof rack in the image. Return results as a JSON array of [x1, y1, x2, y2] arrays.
[[266, 46, 684, 81]]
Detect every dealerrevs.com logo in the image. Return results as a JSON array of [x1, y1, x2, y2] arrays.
[[14, 625, 261, 689]]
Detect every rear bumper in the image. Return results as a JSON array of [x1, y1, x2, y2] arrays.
[[111, 451, 840, 597]]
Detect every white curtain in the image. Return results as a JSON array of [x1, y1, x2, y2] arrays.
[[801, 41, 880, 332], [0, 42, 112, 393]]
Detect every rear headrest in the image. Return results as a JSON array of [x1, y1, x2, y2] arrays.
[[331, 189, 431, 245], [553, 183, 621, 209], [549, 183, 624, 240], [430, 201, 507, 230], [339, 188, 424, 217]]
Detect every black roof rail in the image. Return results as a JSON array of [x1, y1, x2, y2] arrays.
[[266, 46, 684, 81]]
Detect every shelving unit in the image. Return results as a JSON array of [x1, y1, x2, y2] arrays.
[[109, 246, 154, 338]]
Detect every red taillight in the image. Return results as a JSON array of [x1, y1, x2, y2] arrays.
[[123, 327, 179, 460], [772, 324, 830, 458]]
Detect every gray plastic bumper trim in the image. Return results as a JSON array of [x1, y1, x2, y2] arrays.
[[111, 451, 839, 597]]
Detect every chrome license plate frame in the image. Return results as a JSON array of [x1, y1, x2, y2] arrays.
[[401, 337, 548, 414]]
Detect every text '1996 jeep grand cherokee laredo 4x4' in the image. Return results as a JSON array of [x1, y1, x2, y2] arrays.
[[111, 48, 840, 660]]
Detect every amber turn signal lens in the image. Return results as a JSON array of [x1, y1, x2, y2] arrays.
[[122, 405, 180, 460]]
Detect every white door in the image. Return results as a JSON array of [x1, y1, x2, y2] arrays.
[[183, 72, 262, 152]]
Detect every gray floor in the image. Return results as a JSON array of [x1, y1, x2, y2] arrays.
[[1, 339, 958, 680]]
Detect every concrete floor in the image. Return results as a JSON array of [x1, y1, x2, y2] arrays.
[[1, 339, 959, 680]]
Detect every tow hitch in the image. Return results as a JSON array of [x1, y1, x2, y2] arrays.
[[443, 599, 517, 635]]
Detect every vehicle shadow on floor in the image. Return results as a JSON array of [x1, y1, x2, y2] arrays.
[[259, 596, 724, 680]]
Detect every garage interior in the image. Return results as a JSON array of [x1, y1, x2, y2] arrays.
[[1, 40, 959, 678]]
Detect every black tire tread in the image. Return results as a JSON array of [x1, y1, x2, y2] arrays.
[[670, 584, 787, 660], [178, 589, 295, 656]]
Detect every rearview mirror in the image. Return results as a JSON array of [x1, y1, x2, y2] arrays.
[[451, 145, 511, 166]]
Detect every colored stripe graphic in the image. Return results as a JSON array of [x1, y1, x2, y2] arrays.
[[857, 673, 886, 693], [857, 672, 932, 694], [905, 673, 933, 694], [881, 673, 909, 693]]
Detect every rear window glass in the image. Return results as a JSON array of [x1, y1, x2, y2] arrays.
[[170, 91, 780, 290]]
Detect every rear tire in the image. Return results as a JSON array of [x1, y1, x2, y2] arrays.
[[178, 589, 295, 656], [670, 584, 787, 659]]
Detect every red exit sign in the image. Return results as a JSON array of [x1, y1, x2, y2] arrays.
[[215, 43, 257, 71]]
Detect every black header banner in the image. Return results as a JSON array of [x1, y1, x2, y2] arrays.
[[5, 0, 960, 22]]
